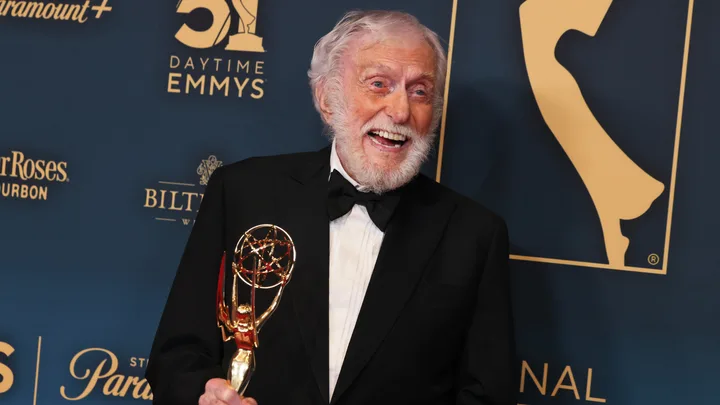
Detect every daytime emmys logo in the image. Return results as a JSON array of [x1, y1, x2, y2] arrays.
[[168, 0, 266, 99]]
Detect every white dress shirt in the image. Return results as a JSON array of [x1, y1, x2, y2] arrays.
[[327, 142, 385, 399]]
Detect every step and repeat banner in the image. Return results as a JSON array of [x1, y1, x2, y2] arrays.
[[1, 0, 717, 404]]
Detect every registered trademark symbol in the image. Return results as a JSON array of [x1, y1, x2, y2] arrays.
[[648, 253, 660, 265]]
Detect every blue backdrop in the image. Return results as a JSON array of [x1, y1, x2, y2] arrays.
[[1, 0, 717, 404]]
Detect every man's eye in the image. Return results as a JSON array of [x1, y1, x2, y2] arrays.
[[411, 87, 429, 97], [372, 81, 384, 88]]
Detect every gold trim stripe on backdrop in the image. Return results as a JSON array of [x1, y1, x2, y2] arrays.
[[158, 181, 195, 187], [663, 0, 694, 274], [33, 336, 42, 405], [434, 0, 458, 183], [434, 0, 695, 275]]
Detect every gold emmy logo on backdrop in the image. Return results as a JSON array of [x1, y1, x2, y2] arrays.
[[226, 0, 265, 52], [168, 0, 267, 98], [144, 155, 222, 225], [175, 0, 265, 52], [216, 224, 295, 395], [519, 0, 665, 269]]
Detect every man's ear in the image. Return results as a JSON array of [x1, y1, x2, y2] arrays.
[[315, 85, 333, 123]]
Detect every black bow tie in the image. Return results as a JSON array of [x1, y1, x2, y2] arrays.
[[327, 170, 401, 231]]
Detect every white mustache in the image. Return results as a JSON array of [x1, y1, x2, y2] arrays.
[[360, 116, 419, 139]]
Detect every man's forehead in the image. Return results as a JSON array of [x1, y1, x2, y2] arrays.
[[357, 62, 435, 79], [356, 32, 432, 53], [351, 38, 435, 70]]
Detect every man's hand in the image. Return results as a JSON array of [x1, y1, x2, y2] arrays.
[[199, 378, 258, 405]]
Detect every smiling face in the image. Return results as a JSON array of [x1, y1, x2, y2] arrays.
[[321, 31, 439, 193]]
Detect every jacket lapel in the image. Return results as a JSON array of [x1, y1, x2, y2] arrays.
[[329, 177, 456, 403], [284, 146, 332, 403]]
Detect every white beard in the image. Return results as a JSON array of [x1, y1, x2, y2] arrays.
[[328, 107, 436, 195]]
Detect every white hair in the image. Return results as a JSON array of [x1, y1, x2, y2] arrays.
[[307, 10, 448, 133]]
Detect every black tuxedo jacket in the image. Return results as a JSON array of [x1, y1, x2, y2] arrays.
[[146, 146, 517, 405]]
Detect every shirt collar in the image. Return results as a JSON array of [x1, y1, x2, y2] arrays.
[[330, 140, 367, 191]]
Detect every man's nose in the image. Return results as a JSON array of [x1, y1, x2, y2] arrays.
[[384, 90, 411, 124]]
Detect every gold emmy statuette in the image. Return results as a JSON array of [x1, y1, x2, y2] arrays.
[[216, 224, 296, 395]]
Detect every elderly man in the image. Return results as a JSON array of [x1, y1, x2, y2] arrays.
[[146, 10, 516, 405]]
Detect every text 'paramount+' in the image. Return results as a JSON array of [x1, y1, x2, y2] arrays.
[[0, 0, 112, 23]]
